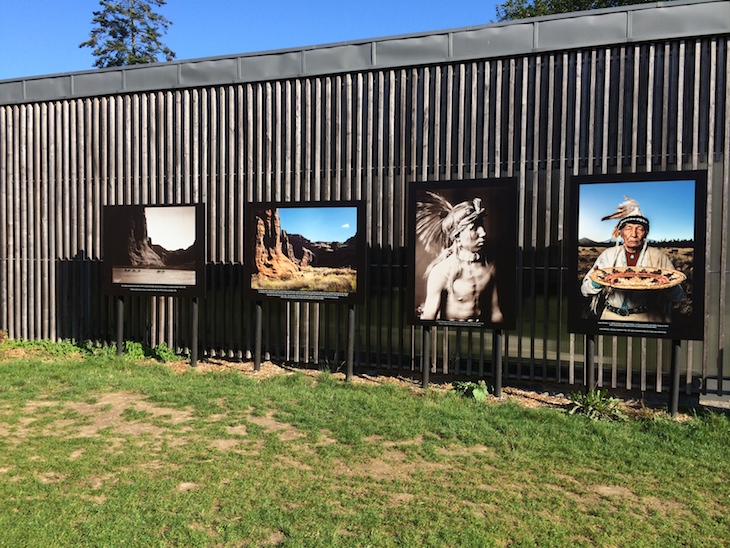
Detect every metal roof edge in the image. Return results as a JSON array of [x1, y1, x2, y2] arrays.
[[1, 0, 728, 106]]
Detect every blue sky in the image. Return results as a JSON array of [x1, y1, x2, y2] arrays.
[[578, 180, 697, 242], [278, 206, 357, 243], [1, 0, 501, 81]]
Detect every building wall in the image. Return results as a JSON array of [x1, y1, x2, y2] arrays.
[[1, 8, 729, 394]]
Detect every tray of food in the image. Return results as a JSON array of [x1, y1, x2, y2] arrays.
[[589, 266, 686, 290]]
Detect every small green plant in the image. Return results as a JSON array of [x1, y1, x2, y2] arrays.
[[452, 380, 492, 402], [152, 341, 182, 363], [568, 388, 627, 421], [123, 340, 149, 361]]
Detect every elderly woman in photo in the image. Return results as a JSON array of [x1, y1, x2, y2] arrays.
[[581, 196, 684, 323]]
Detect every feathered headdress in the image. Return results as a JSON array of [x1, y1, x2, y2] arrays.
[[601, 195, 650, 239], [415, 191, 486, 255]]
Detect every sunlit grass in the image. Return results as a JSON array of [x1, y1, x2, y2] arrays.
[[0, 343, 728, 546]]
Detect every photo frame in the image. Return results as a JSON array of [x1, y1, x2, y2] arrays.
[[567, 171, 707, 340], [243, 201, 366, 304], [408, 179, 518, 329], [102, 204, 206, 297]]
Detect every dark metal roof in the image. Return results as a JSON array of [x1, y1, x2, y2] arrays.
[[1, 0, 728, 105]]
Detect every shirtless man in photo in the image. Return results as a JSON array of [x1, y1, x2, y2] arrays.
[[416, 193, 503, 323]]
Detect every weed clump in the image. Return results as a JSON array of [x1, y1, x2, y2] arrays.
[[568, 388, 628, 421], [452, 380, 492, 402]]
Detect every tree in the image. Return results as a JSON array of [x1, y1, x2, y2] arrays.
[[496, 0, 660, 21], [80, 0, 175, 68]]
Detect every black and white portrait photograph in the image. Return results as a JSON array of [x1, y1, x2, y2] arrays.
[[409, 179, 517, 329]]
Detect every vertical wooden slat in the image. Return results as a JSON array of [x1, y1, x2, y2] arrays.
[[8, 106, 17, 338], [646, 45, 655, 163], [515, 58, 528, 378], [456, 64, 465, 180], [718, 37, 730, 395], [530, 55, 541, 380], [209, 89, 219, 264], [557, 52, 568, 385], [386, 70, 396, 368], [20, 105, 30, 339], [364, 73, 374, 366], [421, 68, 430, 183], [303, 80, 311, 203], [30, 105, 40, 339], [274, 81, 282, 204], [285, 80, 293, 203], [545, 54, 555, 381], [39, 103, 50, 339], [236, 85, 245, 263], [482, 61, 491, 179], [494, 60, 502, 179], [570, 52, 583, 385], [587, 50, 597, 175], [705, 38, 718, 392], [398, 68, 408, 369], [141, 95, 150, 205], [173, 91, 182, 203], [660, 43, 671, 171], [287, 80, 304, 202], [323, 77, 331, 203], [334, 75, 343, 202], [431, 67, 440, 179], [375, 71, 385, 367], [676, 42, 685, 167], [410, 68, 419, 371], [0, 106, 7, 333], [50, 102, 61, 341]]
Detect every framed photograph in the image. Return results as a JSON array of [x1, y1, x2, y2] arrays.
[[567, 171, 707, 340], [244, 201, 366, 304], [103, 204, 206, 297], [408, 179, 518, 329]]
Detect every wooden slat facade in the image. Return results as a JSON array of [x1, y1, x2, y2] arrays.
[[1, 5, 729, 396]]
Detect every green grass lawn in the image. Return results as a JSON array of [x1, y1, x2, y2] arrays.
[[0, 341, 728, 546]]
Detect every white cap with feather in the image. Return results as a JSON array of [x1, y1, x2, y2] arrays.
[[601, 195, 650, 239]]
